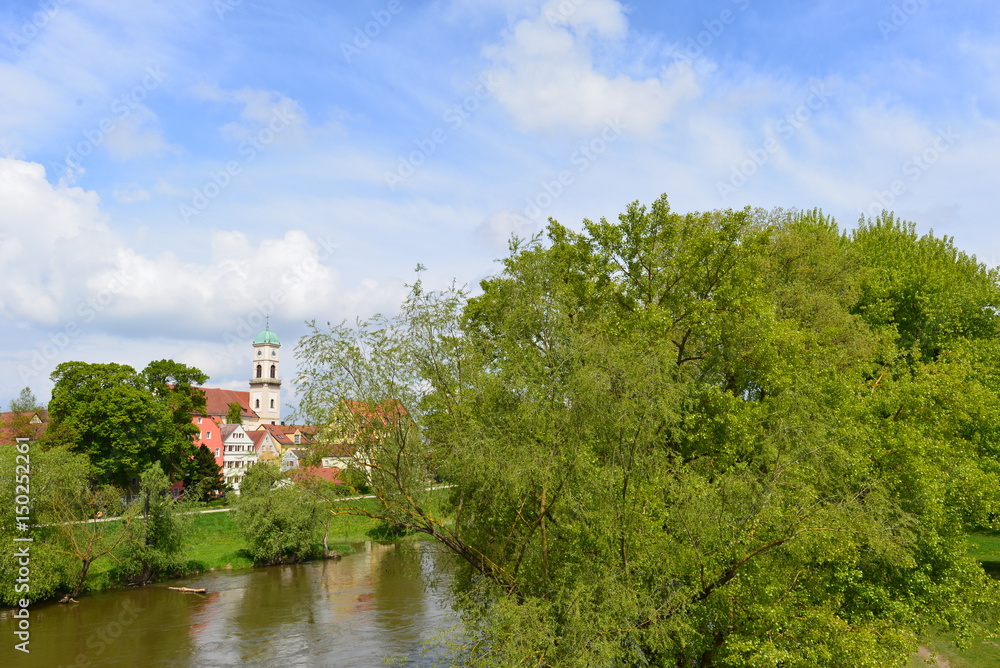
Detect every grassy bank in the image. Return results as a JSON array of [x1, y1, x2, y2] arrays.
[[71, 496, 414, 599], [909, 532, 1000, 666], [181, 498, 394, 573]]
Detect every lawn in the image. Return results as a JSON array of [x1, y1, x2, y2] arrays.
[[908, 532, 1000, 667]]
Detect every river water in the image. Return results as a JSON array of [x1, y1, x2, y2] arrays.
[[1, 540, 458, 667]]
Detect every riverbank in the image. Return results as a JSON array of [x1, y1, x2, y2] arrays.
[[76, 496, 404, 598]]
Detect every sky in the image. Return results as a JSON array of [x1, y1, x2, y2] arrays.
[[1, 0, 998, 412]]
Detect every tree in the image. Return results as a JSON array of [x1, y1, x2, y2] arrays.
[[9, 386, 43, 412], [0, 445, 77, 605], [226, 401, 243, 424], [296, 198, 1000, 666], [184, 445, 226, 501], [114, 462, 190, 585], [32, 446, 141, 599], [47, 360, 207, 487], [235, 463, 320, 565]]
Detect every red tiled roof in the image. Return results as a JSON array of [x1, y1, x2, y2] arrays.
[[257, 422, 316, 446], [343, 399, 408, 424], [289, 466, 343, 485], [0, 411, 49, 445], [197, 387, 257, 421]]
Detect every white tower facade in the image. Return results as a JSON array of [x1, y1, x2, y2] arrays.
[[249, 325, 281, 425]]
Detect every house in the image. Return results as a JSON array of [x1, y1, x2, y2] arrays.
[[257, 422, 318, 450], [0, 410, 48, 446], [220, 423, 258, 492], [192, 414, 224, 470], [249, 429, 281, 462], [281, 447, 308, 471]]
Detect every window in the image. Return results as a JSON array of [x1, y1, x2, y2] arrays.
[[255, 399, 260, 409], [270, 399, 275, 409], [215, 448, 220, 457], [294, 434, 300, 444], [207, 431, 211, 439], [270, 364, 276, 378], [198, 417, 203, 424], [256, 364, 262, 378]]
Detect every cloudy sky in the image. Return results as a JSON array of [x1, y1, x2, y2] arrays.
[[1, 0, 997, 410]]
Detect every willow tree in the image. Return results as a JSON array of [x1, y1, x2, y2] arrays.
[[296, 197, 1000, 666]]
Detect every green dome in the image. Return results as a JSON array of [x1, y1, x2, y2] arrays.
[[254, 328, 280, 345]]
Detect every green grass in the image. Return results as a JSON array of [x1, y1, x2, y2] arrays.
[[907, 533, 1000, 666], [183, 511, 255, 572]]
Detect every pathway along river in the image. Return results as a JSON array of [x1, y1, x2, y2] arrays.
[[1, 540, 458, 667]]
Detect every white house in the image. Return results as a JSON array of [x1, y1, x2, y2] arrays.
[[221, 423, 258, 492]]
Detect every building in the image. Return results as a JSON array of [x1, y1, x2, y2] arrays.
[[0, 410, 48, 446], [193, 324, 282, 430], [220, 423, 258, 492]]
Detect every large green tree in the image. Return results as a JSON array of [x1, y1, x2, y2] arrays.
[[296, 197, 1000, 666], [47, 360, 206, 487]]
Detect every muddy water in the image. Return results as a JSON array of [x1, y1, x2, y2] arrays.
[[1, 541, 457, 667]]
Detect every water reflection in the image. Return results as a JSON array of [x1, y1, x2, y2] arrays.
[[0, 541, 455, 667]]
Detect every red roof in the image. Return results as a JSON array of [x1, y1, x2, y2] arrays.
[[258, 422, 316, 447], [197, 387, 257, 421], [0, 411, 49, 445], [289, 466, 343, 485]]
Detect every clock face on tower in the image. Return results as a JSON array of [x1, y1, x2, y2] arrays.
[[257, 350, 262, 357], [271, 350, 277, 357]]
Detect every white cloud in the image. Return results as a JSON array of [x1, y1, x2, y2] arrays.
[[0, 157, 403, 339], [484, 0, 700, 135]]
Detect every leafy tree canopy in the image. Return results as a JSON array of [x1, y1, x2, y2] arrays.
[[9, 386, 44, 413], [47, 360, 207, 487], [297, 197, 1000, 666]]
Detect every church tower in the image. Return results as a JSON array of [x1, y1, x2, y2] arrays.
[[250, 322, 281, 425]]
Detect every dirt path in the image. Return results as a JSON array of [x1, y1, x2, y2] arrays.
[[916, 645, 952, 667]]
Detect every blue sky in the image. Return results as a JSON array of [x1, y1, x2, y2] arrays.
[[2, 0, 998, 410]]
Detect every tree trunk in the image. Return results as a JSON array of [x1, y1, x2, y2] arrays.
[[71, 558, 92, 599]]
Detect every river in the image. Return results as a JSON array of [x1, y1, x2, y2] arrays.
[[1, 540, 458, 667]]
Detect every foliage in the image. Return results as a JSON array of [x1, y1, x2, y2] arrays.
[[113, 462, 191, 584], [9, 386, 43, 412], [234, 463, 321, 565], [184, 444, 227, 501], [0, 445, 77, 605], [295, 197, 1000, 666], [226, 401, 243, 424], [31, 446, 141, 599], [46, 360, 206, 486]]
